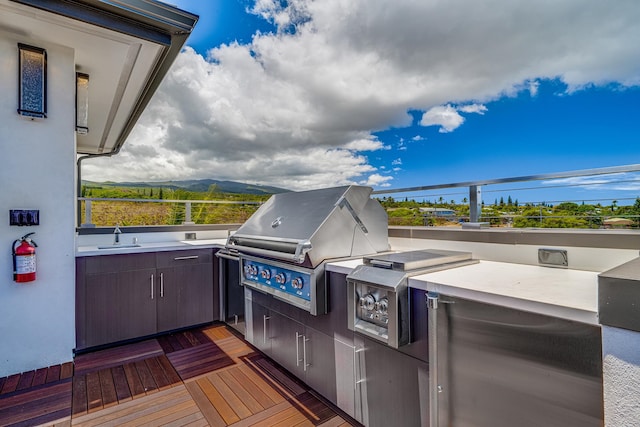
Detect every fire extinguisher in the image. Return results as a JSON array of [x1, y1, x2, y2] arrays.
[[12, 232, 37, 283]]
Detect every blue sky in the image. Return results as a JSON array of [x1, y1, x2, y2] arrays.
[[84, 0, 640, 204]]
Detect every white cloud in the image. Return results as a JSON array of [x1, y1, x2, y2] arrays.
[[412, 135, 424, 141], [393, 167, 402, 172], [420, 103, 488, 132], [343, 138, 389, 151], [458, 104, 488, 115], [420, 105, 464, 133], [392, 158, 403, 166], [83, 0, 640, 190], [360, 173, 393, 187]]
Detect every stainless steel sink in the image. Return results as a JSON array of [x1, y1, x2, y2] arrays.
[[97, 244, 141, 249]]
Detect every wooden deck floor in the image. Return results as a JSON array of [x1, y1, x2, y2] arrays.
[[0, 325, 359, 427]]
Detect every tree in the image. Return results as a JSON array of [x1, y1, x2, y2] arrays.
[[507, 195, 513, 205], [159, 188, 164, 199]]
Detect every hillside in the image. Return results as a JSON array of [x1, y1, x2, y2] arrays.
[[82, 179, 288, 195]]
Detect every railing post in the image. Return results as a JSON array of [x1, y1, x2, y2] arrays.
[[469, 185, 482, 223], [183, 201, 195, 225], [81, 199, 96, 228]]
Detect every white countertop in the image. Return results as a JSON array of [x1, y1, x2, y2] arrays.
[[76, 238, 228, 256], [327, 259, 599, 325]]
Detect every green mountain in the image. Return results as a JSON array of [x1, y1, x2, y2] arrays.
[[82, 179, 288, 195]]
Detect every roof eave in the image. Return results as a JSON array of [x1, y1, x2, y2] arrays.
[[10, 0, 198, 156]]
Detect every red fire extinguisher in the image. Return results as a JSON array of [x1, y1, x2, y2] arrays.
[[13, 232, 37, 283]]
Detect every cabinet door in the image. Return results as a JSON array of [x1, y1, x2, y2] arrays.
[[84, 268, 157, 347], [249, 300, 272, 355], [270, 311, 304, 376], [355, 335, 429, 427], [156, 250, 214, 332], [303, 327, 341, 404], [157, 262, 214, 332]]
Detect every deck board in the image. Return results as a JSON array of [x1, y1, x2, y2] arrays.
[[32, 367, 48, 387], [0, 324, 359, 427], [16, 370, 35, 391], [111, 365, 132, 402], [123, 362, 146, 399], [134, 360, 159, 394], [207, 372, 253, 419], [167, 341, 235, 381], [0, 374, 20, 395], [218, 369, 264, 414], [195, 376, 240, 425], [0, 380, 71, 426], [227, 366, 276, 409], [184, 380, 227, 427], [85, 371, 103, 413], [74, 339, 164, 375], [98, 369, 118, 408], [72, 375, 88, 416]]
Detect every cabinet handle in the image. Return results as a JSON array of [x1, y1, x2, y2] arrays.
[[150, 274, 154, 300], [263, 315, 271, 344], [303, 335, 310, 372], [234, 314, 238, 325], [355, 347, 365, 388], [174, 255, 199, 261], [295, 332, 302, 367], [160, 273, 164, 298]]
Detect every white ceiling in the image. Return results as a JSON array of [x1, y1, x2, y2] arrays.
[[0, 0, 166, 154]]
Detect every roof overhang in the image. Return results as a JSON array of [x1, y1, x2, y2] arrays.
[[3, 0, 197, 155]]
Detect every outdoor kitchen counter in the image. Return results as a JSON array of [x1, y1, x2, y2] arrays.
[[326, 259, 599, 325], [76, 238, 228, 256]]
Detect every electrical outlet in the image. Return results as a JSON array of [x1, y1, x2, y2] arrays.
[[10, 210, 39, 226]]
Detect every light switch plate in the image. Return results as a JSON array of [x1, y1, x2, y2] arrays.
[[10, 210, 39, 226]]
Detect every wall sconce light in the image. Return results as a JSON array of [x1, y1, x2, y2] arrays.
[[18, 43, 47, 119], [76, 72, 89, 134]]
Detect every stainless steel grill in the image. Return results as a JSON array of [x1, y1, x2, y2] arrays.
[[226, 185, 389, 315], [347, 249, 477, 347]]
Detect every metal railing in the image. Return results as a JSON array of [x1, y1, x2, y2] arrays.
[[372, 164, 640, 224], [79, 197, 263, 228], [78, 164, 640, 229]]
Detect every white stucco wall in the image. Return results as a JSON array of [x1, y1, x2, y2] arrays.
[[0, 35, 76, 376], [602, 325, 640, 426]]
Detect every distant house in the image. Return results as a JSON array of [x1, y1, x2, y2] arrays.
[[420, 207, 456, 217], [603, 217, 634, 228]]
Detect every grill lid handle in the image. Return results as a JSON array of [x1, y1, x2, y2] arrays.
[[336, 196, 368, 234], [369, 260, 393, 269]]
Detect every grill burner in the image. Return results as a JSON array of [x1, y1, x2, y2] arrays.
[[347, 249, 477, 347]]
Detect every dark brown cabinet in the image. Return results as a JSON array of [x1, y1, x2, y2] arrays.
[[76, 249, 214, 350], [156, 250, 214, 332]]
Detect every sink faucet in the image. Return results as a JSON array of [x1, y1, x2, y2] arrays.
[[114, 224, 122, 244]]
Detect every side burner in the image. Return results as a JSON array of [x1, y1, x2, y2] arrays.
[[347, 249, 477, 348]]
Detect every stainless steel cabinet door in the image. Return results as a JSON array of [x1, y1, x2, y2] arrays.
[[355, 335, 429, 427], [433, 295, 603, 427]]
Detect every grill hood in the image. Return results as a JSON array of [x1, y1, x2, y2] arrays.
[[226, 185, 389, 267]]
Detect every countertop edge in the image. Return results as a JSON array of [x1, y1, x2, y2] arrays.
[[76, 239, 227, 257], [326, 259, 599, 325]]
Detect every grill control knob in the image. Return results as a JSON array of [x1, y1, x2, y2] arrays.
[[244, 265, 257, 276], [359, 294, 376, 311], [377, 297, 389, 314], [275, 273, 286, 284], [260, 269, 271, 279], [291, 277, 303, 289]]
